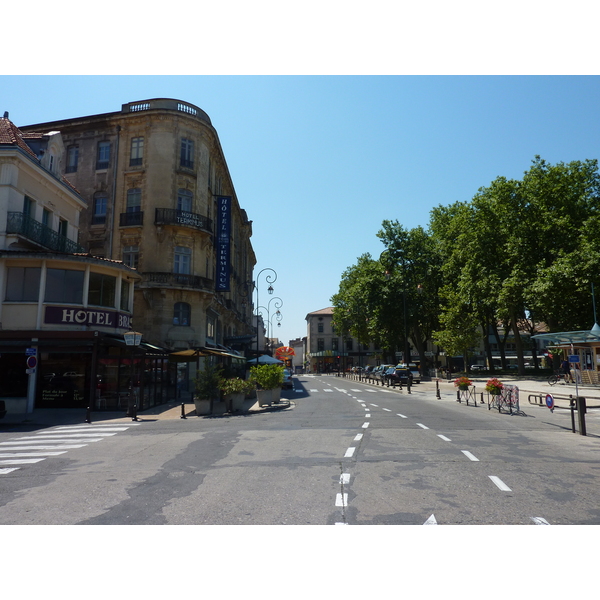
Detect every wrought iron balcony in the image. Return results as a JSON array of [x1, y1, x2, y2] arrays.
[[154, 208, 212, 233], [6, 212, 86, 254], [142, 271, 214, 292], [119, 211, 144, 227]]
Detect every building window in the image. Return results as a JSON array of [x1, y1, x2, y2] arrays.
[[180, 138, 194, 169], [345, 339, 353, 351], [96, 141, 110, 169], [130, 137, 143, 166], [122, 245, 139, 269], [58, 219, 68, 238], [88, 272, 116, 308], [173, 302, 191, 326], [42, 208, 51, 227], [5, 267, 41, 302], [120, 280, 130, 311], [177, 189, 193, 212], [92, 194, 108, 224], [126, 188, 141, 212], [206, 314, 215, 340], [174, 246, 191, 274], [66, 145, 78, 173], [317, 338, 325, 351], [44, 269, 84, 304], [318, 322, 324, 333], [23, 196, 35, 217], [332, 338, 338, 351]]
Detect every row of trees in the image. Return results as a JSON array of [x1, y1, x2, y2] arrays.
[[331, 157, 600, 375]]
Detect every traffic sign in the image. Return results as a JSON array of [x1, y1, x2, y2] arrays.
[[545, 393, 555, 412], [25, 347, 37, 356], [26, 356, 37, 369], [569, 355, 579, 363]]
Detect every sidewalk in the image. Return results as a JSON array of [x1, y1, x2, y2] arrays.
[[0, 396, 292, 428]]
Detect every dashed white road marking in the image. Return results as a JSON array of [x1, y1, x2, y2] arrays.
[[324, 389, 333, 392], [24, 433, 117, 439], [336, 493, 348, 507], [397, 413, 407, 418], [438, 435, 451, 441], [424, 514, 437, 525], [531, 517, 550, 525], [354, 434, 363, 441], [351, 389, 361, 392], [370, 404, 379, 407], [382, 408, 391, 412], [416, 423, 429, 429], [340, 473, 351, 484], [310, 389, 319, 392], [344, 447, 356, 458], [362, 422, 370, 428], [489, 476, 512, 491], [0, 468, 19, 475], [53, 427, 129, 432], [461, 450, 479, 462], [365, 413, 371, 417]]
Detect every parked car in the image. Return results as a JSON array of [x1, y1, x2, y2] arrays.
[[384, 367, 413, 386], [282, 368, 294, 389], [374, 365, 393, 384], [470, 364, 486, 371], [396, 363, 421, 383]]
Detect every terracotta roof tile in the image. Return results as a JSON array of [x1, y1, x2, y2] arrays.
[[0, 117, 39, 160]]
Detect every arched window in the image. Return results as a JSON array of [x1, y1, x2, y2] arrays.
[[173, 302, 191, 326]]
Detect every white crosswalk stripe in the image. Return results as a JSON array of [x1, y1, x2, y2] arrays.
[[0, 423, 138, 475]]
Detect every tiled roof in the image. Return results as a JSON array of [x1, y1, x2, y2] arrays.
[[306, 307, 334, 317], [0, 117, 39, 160]]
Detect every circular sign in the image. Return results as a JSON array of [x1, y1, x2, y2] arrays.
[[545, 393, 555, 410], [26, 355, 37, 369]]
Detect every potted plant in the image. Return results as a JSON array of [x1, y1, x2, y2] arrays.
[[453, 376, 473, 391], [221, 377, 255, 412], [193, 362, 222, 415], [250, 364, 284, 406], [485, 377, 504, 396]]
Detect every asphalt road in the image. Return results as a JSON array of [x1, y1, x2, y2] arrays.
[[1, 374, 600, 525]]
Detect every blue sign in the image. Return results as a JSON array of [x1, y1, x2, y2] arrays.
[[569, 355, 579, 363], [25, 347, 37, 356], [215, 195, 231, 292], [545, 393, 555, 411]]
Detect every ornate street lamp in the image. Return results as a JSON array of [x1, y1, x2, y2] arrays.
[[254, 268, 277, 359]]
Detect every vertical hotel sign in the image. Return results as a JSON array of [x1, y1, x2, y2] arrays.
[[216, 195, 232, 291]]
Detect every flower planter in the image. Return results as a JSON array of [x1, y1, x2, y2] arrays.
[[225, 392, 245, 412], [194, 397, 212, 416], [256, 387, 281, 407]]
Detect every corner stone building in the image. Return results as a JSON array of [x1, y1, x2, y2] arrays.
[[21, 98, 256, 388]]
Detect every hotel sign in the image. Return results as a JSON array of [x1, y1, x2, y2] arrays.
[[45, 306, 132, 330], [216, 195, 231, 292]]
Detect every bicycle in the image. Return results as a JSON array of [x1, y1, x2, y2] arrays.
[[548, 371, 571, 385]]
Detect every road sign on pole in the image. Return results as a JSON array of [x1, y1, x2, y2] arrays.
[[545, 393, 555, 412], [26, 355, 37, 369]]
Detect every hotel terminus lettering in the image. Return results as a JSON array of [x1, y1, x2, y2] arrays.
[[216, 195, 232, 292]]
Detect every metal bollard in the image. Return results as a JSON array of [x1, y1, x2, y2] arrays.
[[407, 380, 411, 394], [85, 406, 92, 424], [456, 390, 461, 403], [132, 403, 139, 422], [436, 380, 441, 399], [180, 402, 187, 419], [577, 396, 587, 436]]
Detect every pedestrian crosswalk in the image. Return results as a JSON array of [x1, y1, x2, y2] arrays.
[[0, 423, 141, 475]]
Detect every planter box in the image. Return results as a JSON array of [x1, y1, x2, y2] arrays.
[[256, 387, 281, 407], [225, 392, 245, 412], [193, 398, 212, 416]]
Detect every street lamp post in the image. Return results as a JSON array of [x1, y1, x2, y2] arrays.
[[124, 330, 142, 420], [258, 296, 283, 355], [254, 268, 277, 359]]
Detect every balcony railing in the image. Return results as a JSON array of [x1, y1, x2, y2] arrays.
[[6, 212, 86, 254], [154, 208, 212, 233], [119, 211, 144, 227], [142, 272, 214, 292]]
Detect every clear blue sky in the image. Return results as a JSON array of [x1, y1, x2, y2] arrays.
[[3, 75, 600, 346]]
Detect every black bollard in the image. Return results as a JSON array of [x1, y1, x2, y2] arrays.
[[85, 406, 92, 424], [132, 403, 139, 422], [436, 380, 441, 399], [180, 402, 187, 419]]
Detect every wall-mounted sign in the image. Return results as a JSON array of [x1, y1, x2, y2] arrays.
[[44, 306, 131, 330], [215, 195, 232, 292]]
